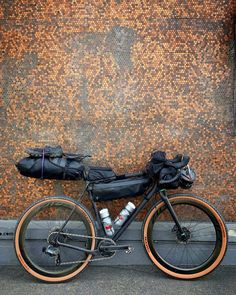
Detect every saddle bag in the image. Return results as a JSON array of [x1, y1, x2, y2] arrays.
[[91, 176, 150, 201], [16, 146, 85, 180]]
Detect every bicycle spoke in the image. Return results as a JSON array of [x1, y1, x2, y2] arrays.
[[148, 200, 220, 271], [190, 226, 214, 233], [164, 243, 179, 261], [178, 244, 187, 267], [19, 200, 92, 275]]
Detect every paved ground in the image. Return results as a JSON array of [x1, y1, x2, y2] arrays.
[[0, 266, 235, 295]]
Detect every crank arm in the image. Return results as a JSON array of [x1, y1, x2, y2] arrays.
[[99, 244, 131, 252]]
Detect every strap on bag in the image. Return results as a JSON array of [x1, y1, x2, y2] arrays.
[[41, 148, 45, 179], [63, 158, 70, 180]]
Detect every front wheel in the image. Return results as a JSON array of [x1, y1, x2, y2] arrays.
[[14, 197, 96, 282], [142, 194, 228, 279]]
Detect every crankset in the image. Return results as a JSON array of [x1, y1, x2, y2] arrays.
[[98, 239, 117, 257], [98, 241, 134, 254]]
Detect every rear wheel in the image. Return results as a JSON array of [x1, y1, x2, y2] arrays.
[[14, 197, 96, 282], [143, 194, 227, 279]]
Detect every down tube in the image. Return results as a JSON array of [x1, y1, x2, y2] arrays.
[[113, 182, 158, 241]]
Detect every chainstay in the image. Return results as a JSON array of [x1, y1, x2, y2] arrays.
[[49, 232, 116, 265]]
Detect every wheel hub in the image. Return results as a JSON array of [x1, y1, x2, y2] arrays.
[[176, 227, 191, 243]]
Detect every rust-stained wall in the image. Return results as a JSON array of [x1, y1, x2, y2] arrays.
[[0, 1, 235, 220]]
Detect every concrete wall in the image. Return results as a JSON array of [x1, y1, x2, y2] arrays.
[[1, 221, 235, 266]]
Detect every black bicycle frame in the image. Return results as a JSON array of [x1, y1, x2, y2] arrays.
[[91, 182, 184, 242], [56, 180, 184, 254], [112, 182, 158, 241]]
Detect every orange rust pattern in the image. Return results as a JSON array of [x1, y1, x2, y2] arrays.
[[0, 1, 235, 220]]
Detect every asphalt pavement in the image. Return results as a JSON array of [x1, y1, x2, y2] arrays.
[[0, 265, 235, 295]]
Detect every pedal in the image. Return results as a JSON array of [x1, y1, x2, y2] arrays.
[[125, 246, 134, 254]]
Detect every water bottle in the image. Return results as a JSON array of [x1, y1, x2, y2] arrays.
[[99, 208, 115, 236], [114, 202, 136, 227]]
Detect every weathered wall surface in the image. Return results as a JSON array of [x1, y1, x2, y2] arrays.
[[0, 1, 235, 220]]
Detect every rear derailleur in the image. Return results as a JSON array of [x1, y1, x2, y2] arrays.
[[42, 245, 61, 265]]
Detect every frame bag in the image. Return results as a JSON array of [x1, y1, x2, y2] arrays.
[[91, 176, 150, 201]]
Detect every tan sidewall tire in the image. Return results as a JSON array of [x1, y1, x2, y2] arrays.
[[143, 195, 227, 279], [15, 198, 96, 283]]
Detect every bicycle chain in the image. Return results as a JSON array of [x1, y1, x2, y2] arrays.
[[48, 232, 116, 265]]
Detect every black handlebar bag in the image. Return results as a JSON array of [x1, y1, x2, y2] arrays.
[[16, 146, 85, 180]]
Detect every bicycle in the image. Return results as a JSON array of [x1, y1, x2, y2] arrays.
[[14, 148, 228, 282]]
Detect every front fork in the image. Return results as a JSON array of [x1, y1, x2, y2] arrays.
[[159, 190, 185, 236]]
